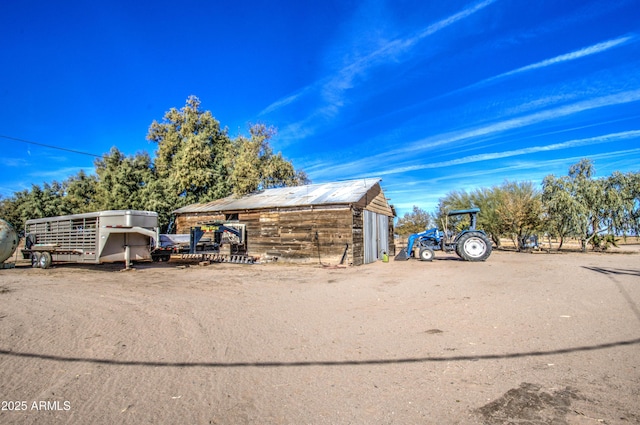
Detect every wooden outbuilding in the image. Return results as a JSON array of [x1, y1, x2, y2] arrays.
[[173, 178, 395, 265]]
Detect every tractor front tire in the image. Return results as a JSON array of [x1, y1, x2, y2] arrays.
[[457, 232, 492, 262], [418, 247, 435, 261]]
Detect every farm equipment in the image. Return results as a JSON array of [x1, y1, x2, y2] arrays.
[[395, 208, 492, 262], [161, 222, 255, 264], [23, 210, 162, 269]]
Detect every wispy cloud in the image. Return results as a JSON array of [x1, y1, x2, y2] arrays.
[[404, 89, 640, 151], [259, 85, 317, 116], [260, 0, 500, 139], [422, 147, 640, 185], [0, 157, 29, 167], [310, 89, 640, 178], [436, 34, 638, 102], [377, 130, 640, 176], [484, 34, 636, 85], [329, 0, 499, 87]]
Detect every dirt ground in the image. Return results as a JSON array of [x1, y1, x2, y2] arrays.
[[1, 247, 639, 425]]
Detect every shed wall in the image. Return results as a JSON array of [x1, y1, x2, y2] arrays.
[[361, 186, 393, 216], [240, 207, 353, 264]]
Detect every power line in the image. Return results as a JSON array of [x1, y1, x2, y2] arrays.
[[0, 134, 102, 158]]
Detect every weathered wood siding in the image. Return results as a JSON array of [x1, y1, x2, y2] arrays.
[[175, 213, 225, 234], [355, 184, 393, 216], [351, 207, 364, 266], [239, 207, 353, 265]]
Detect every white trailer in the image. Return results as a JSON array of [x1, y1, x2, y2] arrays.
[[23, 210, 161, 269]]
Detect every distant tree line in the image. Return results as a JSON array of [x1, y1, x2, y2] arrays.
[[0, 96, 308, 231], [395, 159, 640, 251]]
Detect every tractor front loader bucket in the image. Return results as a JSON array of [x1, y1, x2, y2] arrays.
[[394, 248, 411, 261]]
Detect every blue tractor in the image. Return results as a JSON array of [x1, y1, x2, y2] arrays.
[[395, 208, 492, 262]]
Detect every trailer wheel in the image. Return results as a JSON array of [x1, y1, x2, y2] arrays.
[[31, 252, 41, 268], [457, 232, 492, 261], [39, 252, 52, 269], [418, 247, 435, 261]]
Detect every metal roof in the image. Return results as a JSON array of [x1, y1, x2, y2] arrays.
[[174, 178, 383, 214]]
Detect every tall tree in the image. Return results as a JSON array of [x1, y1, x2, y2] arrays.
[[226, 124, 309, 196], [599, 171, 640, 238], [24, 182, 67, 219], [92, 147, 155, 211], [0, 183, 67, 230], [0, 192, 25, 229], [147, 95, 232, 205], [542, 159, 640, 251], [395, 205, 434, 237], [541, 174, 580, 249], [62, 170, 98, 214], [495, 181, 542, 250]]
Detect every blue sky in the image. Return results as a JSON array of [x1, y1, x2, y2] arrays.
[[1, 0, 639, 217]]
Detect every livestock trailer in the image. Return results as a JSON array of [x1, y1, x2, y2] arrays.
[[23, 210, 161, 268]]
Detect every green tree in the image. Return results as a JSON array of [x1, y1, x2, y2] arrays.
[[0, 183, 68, 231], [226, 124, 309, 196], [0, 194, 20, 229], [495, 181, 542, 250], [435, 190, 473, 229], [541, 174, 579, 249], [62, 170, 98, 214], [436, 188, 504, 246], [25, 182, 67, 219], [569, 159, 599, 250], [395, 206, 434, 237], [137, 178, 177, 232], [92, 147, 155, 211], [542, 159, 640, 251], [600, 171, 640, 239], [147, 95, 232, 205]]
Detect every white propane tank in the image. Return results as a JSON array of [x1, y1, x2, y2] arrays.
[[0, 218, 19, 264]]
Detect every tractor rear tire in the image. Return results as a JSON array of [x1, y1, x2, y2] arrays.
[[418, 247, 435, 261], [457, 232, 492, 262]]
